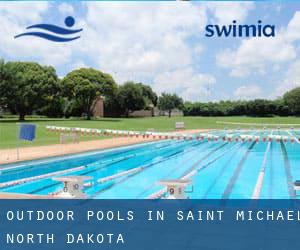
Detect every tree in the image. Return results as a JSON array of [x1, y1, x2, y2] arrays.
[[138, 83, 158, 107], [273, 99, 290, 116], [117, 82, 146, 117], [158, 93, 183, 118], [0, 61, 59, 121], [61, 68, 117, 120], [245, 99, 274, 117], [0, 59, 9, 109], [283, 87, 300, 115]]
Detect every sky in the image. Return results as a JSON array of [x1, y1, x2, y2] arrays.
[[0, 1, 300, 102]]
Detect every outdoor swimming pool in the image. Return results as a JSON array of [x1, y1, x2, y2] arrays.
[[1, 129, 300, 199]]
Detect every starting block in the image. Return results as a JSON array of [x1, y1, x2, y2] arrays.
[[294, 180, 300, 196], [158, 179, 192, 199], [53, 176, 91, 199]]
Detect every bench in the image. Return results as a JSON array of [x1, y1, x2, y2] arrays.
[[60, 132, 80, 144], [175, 122, 185, 130]]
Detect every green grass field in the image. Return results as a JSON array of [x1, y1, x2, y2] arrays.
[[1, 116, 300, 149]]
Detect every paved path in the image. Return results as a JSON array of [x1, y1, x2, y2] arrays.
[[0, 129, 206, 165]]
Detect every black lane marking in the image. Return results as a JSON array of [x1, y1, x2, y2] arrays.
[[28, 157, 131, 194], [135, 142, 230, 199], [91, 142, 204, 198], [202, 143, 246, 199], [134, 142, 221, 198], [27, 152, 157, 194], [1, 140, 177, 181], [0, 144, 149, 185], [81, 140, 198, 177], [29, 182, 62, 195], [27, 141, 196, 195], [280, 141, 295, 198], [222, 142, 256, 199], [181, 142, 228, 177]]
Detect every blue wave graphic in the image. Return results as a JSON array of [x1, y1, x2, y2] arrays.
[[26, 24, 82, 35], [14, 32, 80, 42], [14, 17, 82, 42]]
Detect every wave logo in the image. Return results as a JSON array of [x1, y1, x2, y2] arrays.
[[14, 16, 82, 42]]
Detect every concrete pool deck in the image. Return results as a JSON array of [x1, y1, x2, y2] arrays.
[[0, 192, 54, 199], [0, 129, 206, 165]]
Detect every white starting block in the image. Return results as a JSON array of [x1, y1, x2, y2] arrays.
[[53, 176, 91, 199], [175, 122, 185, 130], [158, 179, 192, 199], [294, 181, 300, 196], [60, 132, 80, 144]]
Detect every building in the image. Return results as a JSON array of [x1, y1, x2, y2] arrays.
[[91, 96, 104, 117]]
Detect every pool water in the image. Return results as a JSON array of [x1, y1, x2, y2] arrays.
[[1, 130, 299, 199]]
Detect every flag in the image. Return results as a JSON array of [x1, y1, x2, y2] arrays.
[[19, 124, 36, 141]]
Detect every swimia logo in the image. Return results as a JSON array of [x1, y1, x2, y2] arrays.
[[14, 16, 83, 42], [205, 20, 275, 38]]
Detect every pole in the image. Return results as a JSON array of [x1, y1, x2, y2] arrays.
[[16, 123, 20, 160]]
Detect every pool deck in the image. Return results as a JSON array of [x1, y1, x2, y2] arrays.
[[0, 129, 206, 165], [0, 192, 54, 199]]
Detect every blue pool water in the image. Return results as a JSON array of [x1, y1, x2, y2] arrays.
[[1, 130, 300, 199]]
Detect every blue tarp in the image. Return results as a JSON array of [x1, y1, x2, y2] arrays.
[[19, 123, 36, 141]]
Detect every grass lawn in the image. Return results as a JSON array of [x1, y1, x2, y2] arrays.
[[1, 116, 300, 149]]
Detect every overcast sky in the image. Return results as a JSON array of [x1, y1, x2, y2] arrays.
[[1, 1, 300, 102]]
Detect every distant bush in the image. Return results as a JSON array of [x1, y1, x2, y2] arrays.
[[183, 99, 289, 117]]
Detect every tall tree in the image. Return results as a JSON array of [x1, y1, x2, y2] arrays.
[[283, 87, 300, 115], [138, 83, 158, 106], [158, 93, 183, 118], [0, 59, 9, 109], [0, 61, 59, 121], [61, 68, 117, 120], [117, 82, 146, 117]]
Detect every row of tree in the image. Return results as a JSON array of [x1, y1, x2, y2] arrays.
[[1, 60, 300, 120], [183, 89, 300, 117], [0, 60, 183, 120]]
